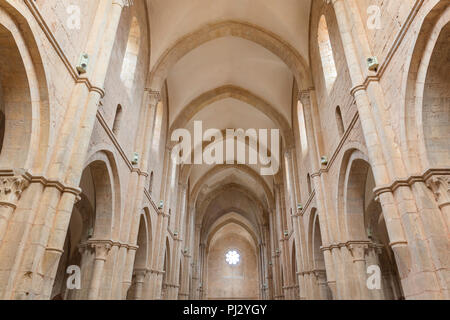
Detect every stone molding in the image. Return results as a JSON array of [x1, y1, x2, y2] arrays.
[[133, 268, 148, 278], [79, 239, 139, 254], [293, 190, 316, 217], [320, 240, 385, 254], [0, 169, 82, 205], [374, 168, 450, 198], [145, 89, 161, 106], [297, 269, 326, 279], [150, 269, 165, 275], [348, 0, 425, 99], [95, 111, 148, 177], [143, 188, 161, 214]]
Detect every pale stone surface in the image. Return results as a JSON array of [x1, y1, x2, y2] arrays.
[[0, 0, 447, 300]]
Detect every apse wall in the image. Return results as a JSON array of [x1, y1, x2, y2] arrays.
[[206, 223, 259, 300]]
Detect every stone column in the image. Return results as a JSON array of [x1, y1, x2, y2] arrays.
[[285, 147, 309, 300], [365, 244, 385, 300], [283, 149, 297, 230], [299, 90, 337, 298], [190, 222, 200, 299], [132, 269, 147, 300], [119, 245, 138, 299], [198, 243, 206, 299], [258, 241, 270, 299], [268, 210, 282, 300], [273, 252, 284, 300], [178, 253, 191, 300], [88, 242, 111, 300], [314, 269, 330, 300], [120, 91, 161, 263], [166, 183, 188, 300], [150, 149, 172, 299], [143, 269, 161, 299], [321, 248, 337, 299], [348, 242, 370, 300]]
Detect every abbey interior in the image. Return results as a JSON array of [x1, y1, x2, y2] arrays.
[[0, 0, 448, 301]]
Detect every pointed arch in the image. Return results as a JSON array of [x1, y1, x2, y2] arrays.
[[401, 2, 450, 172], [0, 4, 50, 170], [169, 85, 293, 147]]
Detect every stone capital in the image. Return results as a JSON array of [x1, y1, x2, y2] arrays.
[[426, 175, 449, 209], [86, 240, 112, 261], [313, 269, 327, 281], [347, 241, 370, 262], [133, 269, 148, 281], [114, 0, 134, 8], [298, 89, 313, 106], [0, 175, 30, 208], [178, 182, 188, 193], [146, 90, 161, 107]]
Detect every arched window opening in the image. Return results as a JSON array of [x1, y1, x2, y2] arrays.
[[335, 106, 345, 137], [318, 15, 337, 92], [148, 171, 154, 195], [0, 25, 33, 168], [112, 104, 123, 135], [297, 101, 308, 156], [0, 110, 5, 154], [307, 173, 312, 195], [151, 102, 163, 155], [225, 250, 241, 266], [120, 17, 141, 93]]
